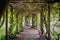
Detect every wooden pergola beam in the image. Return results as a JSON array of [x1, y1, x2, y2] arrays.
[[6, 6, 8, 40], [47, 3, 50, 40], [9, 2, 46, 14], [10, 0, 60, 3]]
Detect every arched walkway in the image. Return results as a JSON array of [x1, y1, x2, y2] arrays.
[[5, 0, 59, 40]]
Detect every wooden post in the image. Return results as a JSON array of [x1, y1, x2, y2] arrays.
[[40, 7, 44, 40], [19, 13, 23, 32], [36, 14, 37, 28], [6, 6, 8, 40], [58, 2, 60, 21], [16, 12, 18, 33], [59, 8, 60, 21], [20, 13, 23, 31], [47, 3, 50, 40], [8, 7, 13, 40], [9, 7, 13, 34], [25, 14, 28, 26], [32, 14, 35, 28]]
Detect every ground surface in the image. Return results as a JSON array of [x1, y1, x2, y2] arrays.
[[16, 26, 40, 40]]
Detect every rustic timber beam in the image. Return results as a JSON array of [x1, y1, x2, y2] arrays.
[[6, 6, 8, 40], [47, 2, 50, 40], [58, 2, 60, 21], [40, 6, 44, 40]]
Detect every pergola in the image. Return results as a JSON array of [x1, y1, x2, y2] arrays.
[[5, 0, 59, 40]]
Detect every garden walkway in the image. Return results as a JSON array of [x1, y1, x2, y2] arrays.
[[16, 26, 41, 40]]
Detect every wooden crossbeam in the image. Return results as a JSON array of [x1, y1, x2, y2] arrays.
[[9, 0, 60, 14], [10, 0, 60, 4]]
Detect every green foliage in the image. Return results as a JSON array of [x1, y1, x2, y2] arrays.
[[0, 28, 5, 40], [0, 1, 60, 40], [0, 15, 5, 28], [50, 2, 60, 40], [56, 23, 60, 28], [36, 13, 40, 30]]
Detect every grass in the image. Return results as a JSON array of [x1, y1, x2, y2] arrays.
[[0, 28, 5, 40]]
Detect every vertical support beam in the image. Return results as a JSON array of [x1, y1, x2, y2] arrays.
[[57, 9, 60, 40], [20, 13, 23, 31], [59, 8, 60, 21], [58, 2, 60, 21], [19, 13, 23, 32], [6, 6, 8, 40], [40, 7, 44, 40], [25, 14, 27, 26], [30, 14, 32, 27], [47, 3, 50, 40], [8, 7, 13, 40], [16, 12, 18, 33], [32, 14, 35, 28], [9, 7, 13, 34], [34, 14, 37, 27], [32, 14, 34, 28], [21, 14, 23, 30], [35, 14, 37, 27], [28, 14, 31, 27], [40, 7, 43, 34], [25, 14, 30, 27]]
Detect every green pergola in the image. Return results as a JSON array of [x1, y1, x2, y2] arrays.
[[5, 0, 59, 40]]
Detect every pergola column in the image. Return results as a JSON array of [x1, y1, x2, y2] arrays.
[[25, 14, 28, 26], [16, 12, 19, 33], [20, 13, 23, 31], [35, 14, 37, 27], [47, 3, 50, 40], [59, 8, 60, 21], [6, 6, 8, 40], [9, 7, 13, 34], [25, 13, 31, 27], [40, 6, 44, 40], [58, 2, 60, 21], [31, 14, 37, 28]]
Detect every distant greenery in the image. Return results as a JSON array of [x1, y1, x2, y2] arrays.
[[0, 28, 5, 40]]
